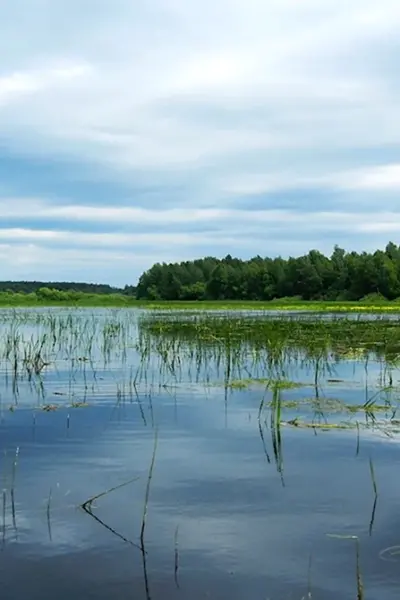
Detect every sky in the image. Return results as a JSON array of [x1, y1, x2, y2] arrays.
[[1, 0, 400, 286]]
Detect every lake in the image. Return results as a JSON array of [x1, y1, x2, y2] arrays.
[[1, 307, 400, 599]]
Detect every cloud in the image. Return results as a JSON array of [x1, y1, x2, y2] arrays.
[[1, 0, 400, 283], [0, 62, 91, 107], [339, 164, 400, 190]]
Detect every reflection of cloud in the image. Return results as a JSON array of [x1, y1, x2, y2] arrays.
[[3, 378, 400, 599]]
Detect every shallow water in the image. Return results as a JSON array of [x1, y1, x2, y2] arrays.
[[1, 308, 400, 599]]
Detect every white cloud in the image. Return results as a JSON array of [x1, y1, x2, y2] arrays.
[[0, 243, 182, 284], [1, 0, 400, 281], [339, 164, 400, 190], [0, 62, 91, 107], [3, 209, 400, 253], [3, 198, 400, 231], [222, 163, 400, 196], [1, 0, 399, 169], [0, 227, 230, 247]]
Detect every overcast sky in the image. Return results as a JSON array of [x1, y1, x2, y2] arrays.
[[1, 0, 400, 285]]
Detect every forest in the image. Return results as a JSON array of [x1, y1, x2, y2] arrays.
[[135, 242, 400, 302], [0, 281, 136, 296]]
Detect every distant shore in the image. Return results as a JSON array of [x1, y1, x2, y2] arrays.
[[1, 293, 400, 312], [140, 300, 400, 312]]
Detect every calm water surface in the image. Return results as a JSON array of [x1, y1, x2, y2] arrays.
[[0, 308, 400, 599]]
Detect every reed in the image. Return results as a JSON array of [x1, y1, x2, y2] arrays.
[[326, 535, 364, 600], [47, 487, 52, 541], [80, 477, 142, 550], [140, 428, 159, 547]]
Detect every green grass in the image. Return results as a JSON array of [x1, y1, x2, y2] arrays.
[[140, 299, 400, 312], [0, 291, 141, 307], [138, 312, 400, 404], [139, 312, 400, 361], [3, 306, 400, 438], [227, 378, 307, 390], [2, 292, 400, 311]]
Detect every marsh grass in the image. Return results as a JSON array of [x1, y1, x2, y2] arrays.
[[139, 312, 400, 439], [47, 487, 52, 541], [2, 309, 399, 460], [0, 309, 141, 410], [138, 313, 400, 391], [143, 299, 400, 313], [270, 384, 284, 484], [0, 291, 140, 308], [368, 457, 379, 536], [227, 378, 307, 390]]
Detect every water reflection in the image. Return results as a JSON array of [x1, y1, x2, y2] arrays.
[[0, 308, 400, 599]]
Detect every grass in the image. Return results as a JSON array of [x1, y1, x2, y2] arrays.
[[227, 378, 307, 390], [141, 299, 400, 312], [138, 311, 400, 444], [3, 308, 400, 421], [2, 292, 400, 311], [139, 312, 400, 369], [0, 291, 140, 307], [282, 419, 355, 430]]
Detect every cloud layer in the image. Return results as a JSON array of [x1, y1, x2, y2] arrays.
[[1, 0, 400, 284]]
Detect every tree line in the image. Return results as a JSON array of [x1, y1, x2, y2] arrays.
[[135, 242, 400, 301], [0, 281, 136, 296]]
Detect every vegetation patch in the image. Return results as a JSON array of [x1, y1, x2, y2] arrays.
[[136, 242, 400, 304], [282, 418, 355, 430], [226, 378, 306, 390]]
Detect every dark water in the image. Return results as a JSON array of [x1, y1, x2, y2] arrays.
[[0, 308, 400, 599]]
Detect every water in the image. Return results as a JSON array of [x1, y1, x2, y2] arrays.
[[0, 308, 400, 599]]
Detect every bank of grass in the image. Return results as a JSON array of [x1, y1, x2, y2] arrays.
[[2, 290, 400, 311], [143, 298, 400, 312], [0, 290, 141, 307]]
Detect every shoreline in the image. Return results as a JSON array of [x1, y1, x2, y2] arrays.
[[1, 298, 400, 312]]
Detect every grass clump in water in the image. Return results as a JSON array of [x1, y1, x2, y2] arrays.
[[227, 378, 306, 390]]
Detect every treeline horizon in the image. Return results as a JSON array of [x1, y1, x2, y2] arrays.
[[135, 242, 400, 302], [4, 241, 400, 303], [0, 281, 136, 296]]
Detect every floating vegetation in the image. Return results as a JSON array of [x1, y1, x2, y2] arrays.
[[70, 401, 89, 408], [227, 378, 307, 390], [282, 419, 354, 430]]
